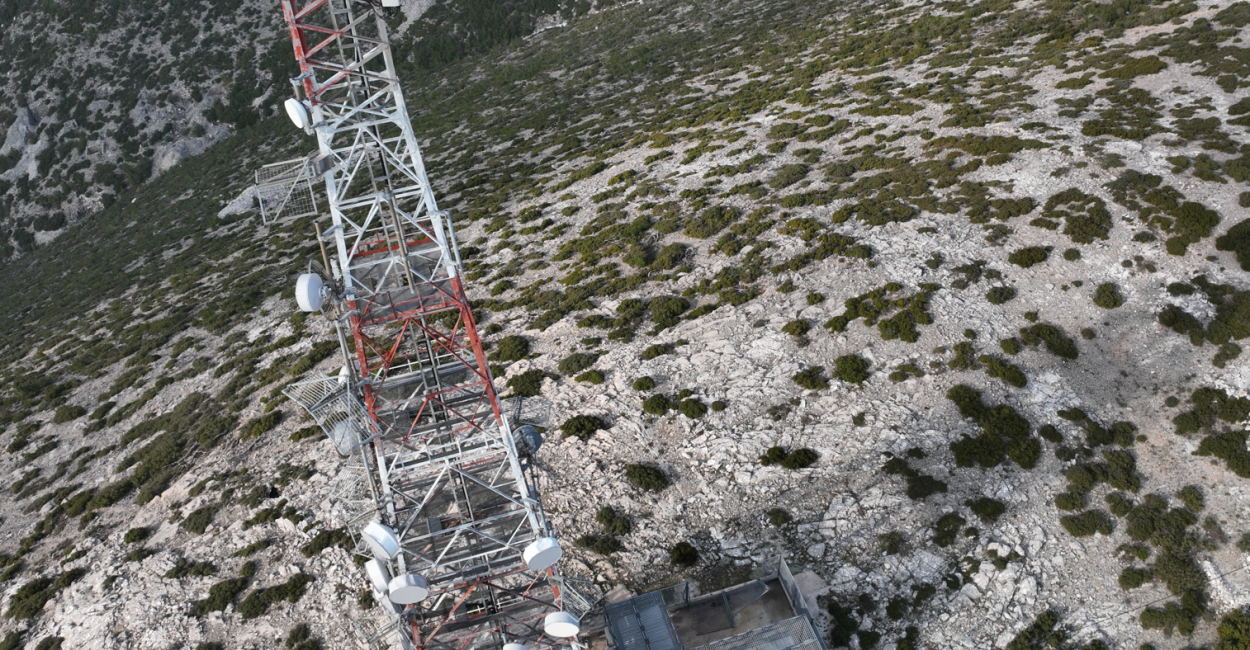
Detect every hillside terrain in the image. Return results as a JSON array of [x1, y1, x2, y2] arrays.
[[2, 0, 1250, 649]]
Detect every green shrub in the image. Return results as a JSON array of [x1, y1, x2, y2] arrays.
[[494, 336, 530, 362], [792, 366, 829, 390], [1060, 510, 1113, 537], [506, 369, 545, 397], [1177, 485, 1204, 512], [284, 623, 322, 650], [985, 286, 1016, 305], [1063, 248, 1081, 261], [301, 528, 351, 557], [632, 376, 656, 391], [649, 296, 690, 329], [240, 412, 281, 440], [625, 464, 668, 491], [557, 352, 600, 375], [123, 527, 151, 544], [236, 574, 315, 620], [642, 394, 673, 415], [832, 354, 870, 384], [1008, 246, 1050, 268], [181, 506, 218, 535], [1007, 437, 1042, 469], [670, 541, 698, 566], [575, 370, 605, 384], [760, 446, 787, 466], [52, 405, 87, 424], [642, 343, 670, 359], [678, 399, 707, 419], [1000, 338, 1022, 355], [1020, 323, 1079, 360], [1038, 425, 1063, 443], [711, 400, 727, 411], [561, 415, 605, 441], [932, 512, 966, 547], [980, 355, 1027, 388], [1054, 491, 1087, 511], [768, 164, 809, 189], [781, 319, 810, 337], [1092, 283, 1124, 309], [165, 557, 219, 579], [1216, 609, 1250, 649], [576, 535, 622, 555], [781, 448, 818, 469], [966, 497, 1006, 523], [767, 508, 792, 527], [5, 568, 85, 620], [596, 506, 632, 535], [906, 475, 947, 500], [878, 531, 906, 555], [1216, 218, 1250, 271], [1120, 567, 1153, 590]]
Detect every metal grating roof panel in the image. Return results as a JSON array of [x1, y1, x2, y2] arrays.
[[605, 591, 682, 650]]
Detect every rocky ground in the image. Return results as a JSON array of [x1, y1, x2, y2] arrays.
[[2, 0, 1250, 648]]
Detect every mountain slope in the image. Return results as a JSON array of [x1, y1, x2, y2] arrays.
[[1, 0, 1250, 648]]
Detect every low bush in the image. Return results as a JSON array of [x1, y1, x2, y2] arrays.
[[632, 376, 656, 391], [791, 366, 829, 390], [670, 541, 698, 566], [576, 535, 622, 555], [123, 527, 151, 544], [596, 506, 631, 535], [1092, 283, 1124, 309], [181, 505, 219, 535], [985, 287, 1016, 305], [301, 528, 351, 557], [832, 354, 870, 384], [240, 412, 281, 440], [678, 399, 707, 419], [52, 405, 87, 424], [625, 464, 668, 491], [557, 353, 600, 376], [1120, 567, 1153, 590], [642, 394, 673, 416], [284, 623, 323, 650], [1008, 246, 1050, 268], [236, 574, 315, 620], [781, 319, 810, 337], [642, 344, 670, 360], [966, 497, 1006, 523], [575, 370, 605, 384], [494, 336, 530, 362], [767, 508, 791, 526], [1060, 510, 1113, 537], [878, 531, 906, 555], [1177, 485, 1204, 512], [561, 415, 605, 441], [933, 512, 966, 547], [506, 370, 545, 397]]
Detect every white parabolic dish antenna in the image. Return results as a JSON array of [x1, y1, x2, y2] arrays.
[[523, 537, 562, 572], [295, 273, 324, 312], [388, 573, 429, 604], [284, 98, 312, 129], [362, 521, 400, 560], [365, 558, 391, 594], [503, 644, 530, 650], [544, 612, 580, 638]]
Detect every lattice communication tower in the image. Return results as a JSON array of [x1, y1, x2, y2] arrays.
[[271, 1, 592, 648]]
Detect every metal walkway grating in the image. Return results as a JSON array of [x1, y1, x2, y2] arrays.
[[689, 615, 822, 650], [606, 590, 682, 650]]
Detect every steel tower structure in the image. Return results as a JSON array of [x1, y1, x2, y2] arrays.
[[273, 1, 591, 648]]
